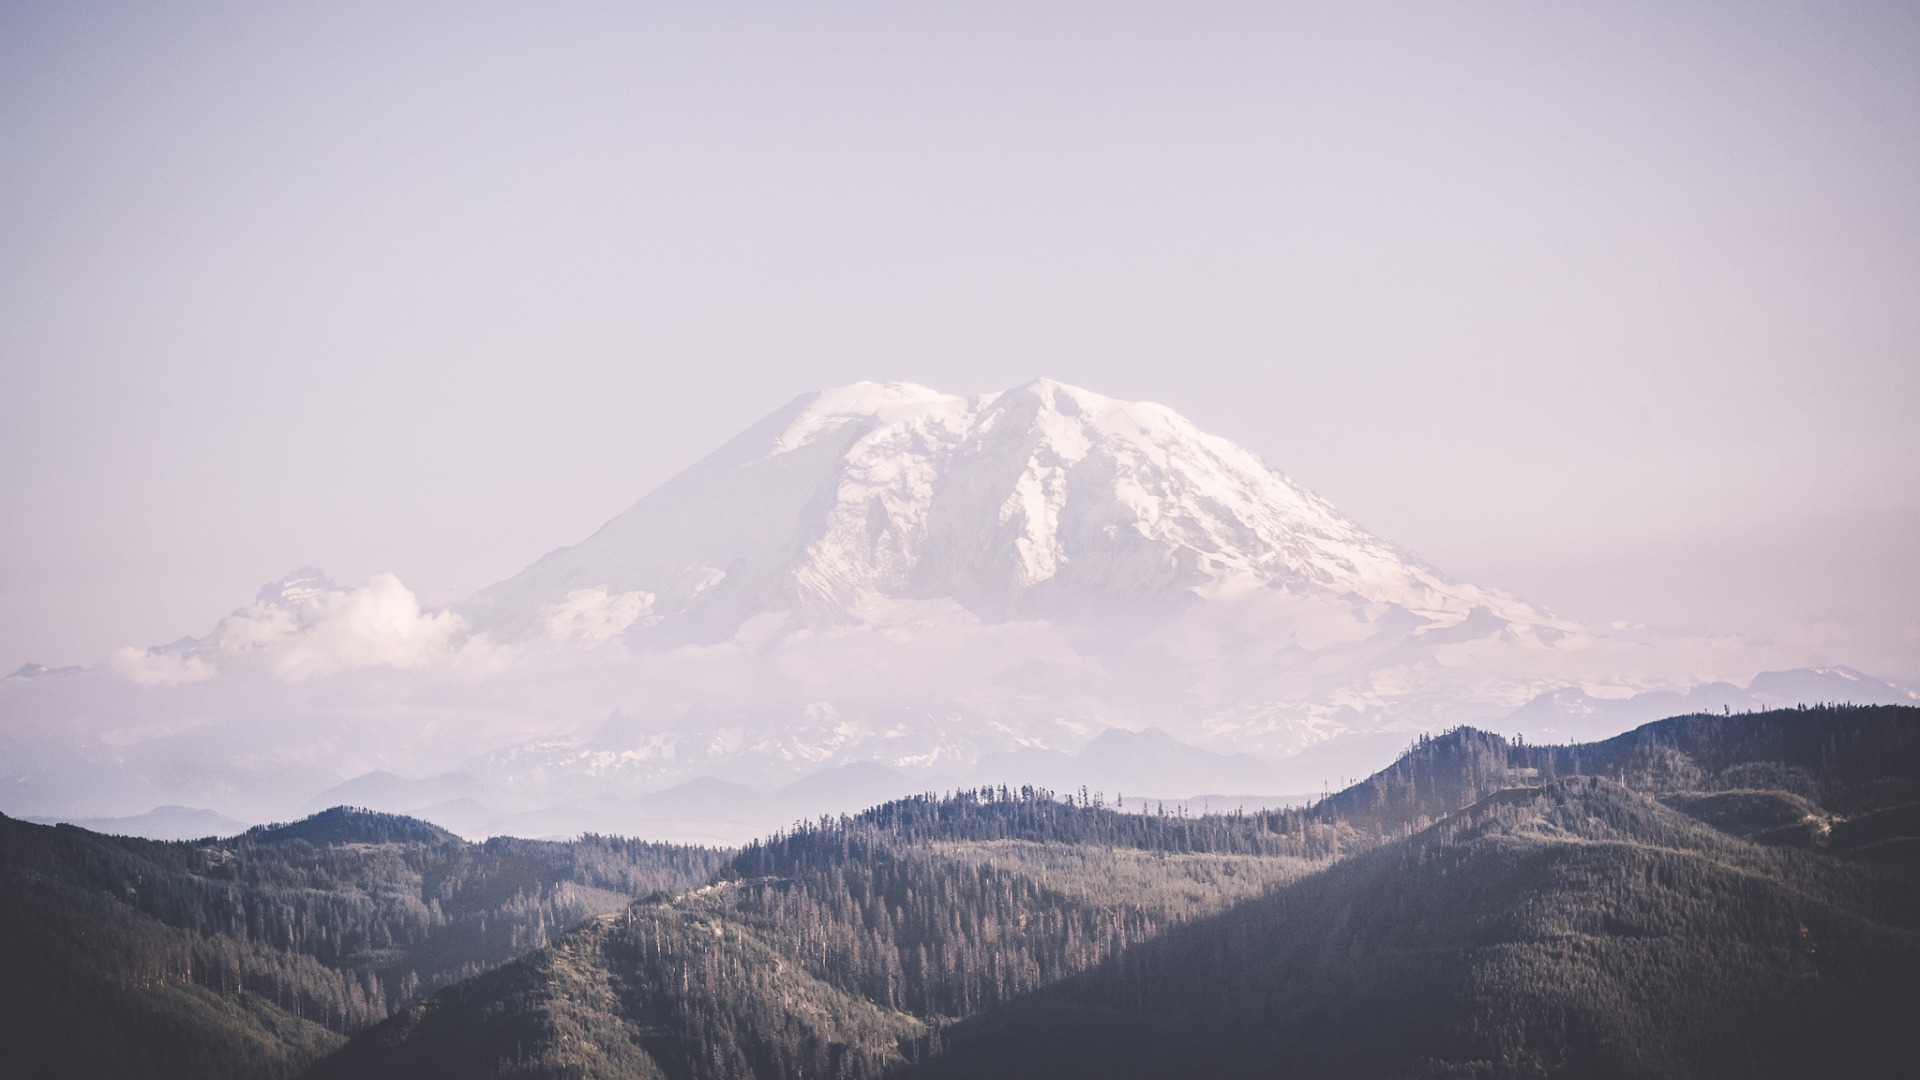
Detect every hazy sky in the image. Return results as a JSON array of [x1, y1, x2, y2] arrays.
[[3, 1, 1916, 677]]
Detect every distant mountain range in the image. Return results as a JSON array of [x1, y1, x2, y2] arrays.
[[21, 805, 250, 842], [2, 379, 1912, 836]]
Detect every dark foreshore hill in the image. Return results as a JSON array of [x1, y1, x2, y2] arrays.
[[2, 705, 1916, 1079]]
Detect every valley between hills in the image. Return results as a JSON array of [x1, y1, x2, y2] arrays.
[[3, 704, 1916, 1079]]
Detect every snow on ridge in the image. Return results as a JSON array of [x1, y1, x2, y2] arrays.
[[768, 381, 965, 456]]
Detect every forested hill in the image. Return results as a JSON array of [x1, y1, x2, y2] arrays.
[[305, 704, 1920, 1080], [305, 784, 1333, 1080], [918, 704, 1920, 1079], [921, 772, 1920, 1079], [0, 807, 730, 1080], [1317, 702, 1920, 838], [4, 706, 1915, 1079]]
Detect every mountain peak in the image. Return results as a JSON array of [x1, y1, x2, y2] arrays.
[[245, 806, 459, 847], [255, 566, 338, 606], [768, 381, 962, 456]]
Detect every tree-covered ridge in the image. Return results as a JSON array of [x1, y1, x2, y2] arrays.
[[920, 776, 1920, 1079], [806, 783, 1361, 857], [0, 807, 731, 1080], [0, 857, 346, 1080], [306, 824, 1323, 1080], [309, 705, 1920, 1080], [6, 705, 1917, 1079], [1317, 703, 1920, 838]]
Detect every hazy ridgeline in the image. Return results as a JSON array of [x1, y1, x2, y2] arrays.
[[2, 705, 1916, 1079]]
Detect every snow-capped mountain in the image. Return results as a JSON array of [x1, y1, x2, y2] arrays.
[[478, 379, 1545, 637], [6, 378, 1907, 839], [449, 378, 1612, 774]]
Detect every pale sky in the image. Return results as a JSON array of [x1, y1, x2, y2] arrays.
[[3, 1, 1916, 678]]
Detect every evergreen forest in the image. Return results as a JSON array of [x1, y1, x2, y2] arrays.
[[4, 705, 1916, 1078]]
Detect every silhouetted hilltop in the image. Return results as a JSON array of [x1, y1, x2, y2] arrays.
[[1319, 703, 1920, 837], [244, 807, 461, 847]]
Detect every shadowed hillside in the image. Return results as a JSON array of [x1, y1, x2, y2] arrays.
[[6, 707, 1916, 1079], [1318, 704, 1920, 836], [303, 706, 1920, 1080], [305, 788, 1331, 1080], [0, 808, 730, 1080], [919, 777, 1920, 1079]]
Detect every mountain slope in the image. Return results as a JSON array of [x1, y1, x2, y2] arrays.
[[1314, 702, 1920, 837], [0, 854, 347, 1080], [919, 778, 1920, 1079], [305, 791, 1337, 1080], [0, 809, 730, 1080], [916, 704, 1920, 1079], [304, 706, 1920, 1080]]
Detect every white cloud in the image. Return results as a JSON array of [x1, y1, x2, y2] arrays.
[[206, 601, 300, 655], [544, 586, 654, 643], [109, 572, 468, 684], [268, 574, 465, 680], [110, 646, 217, 687]]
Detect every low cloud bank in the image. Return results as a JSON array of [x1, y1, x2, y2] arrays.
[[109, 570, 465, 684]]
